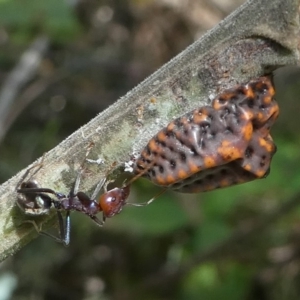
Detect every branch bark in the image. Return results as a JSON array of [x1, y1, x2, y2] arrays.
[[0, 0, 299, 262]]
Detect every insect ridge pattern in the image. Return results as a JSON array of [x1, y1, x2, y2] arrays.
[[134, 76, 279, 193]]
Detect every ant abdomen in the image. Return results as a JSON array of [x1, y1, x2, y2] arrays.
[[17, 180, 52, 216]]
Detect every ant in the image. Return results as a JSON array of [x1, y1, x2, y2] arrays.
[[17, 166, 159, 246]]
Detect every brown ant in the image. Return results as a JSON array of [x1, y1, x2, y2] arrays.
[[17, 168, 159, 246]]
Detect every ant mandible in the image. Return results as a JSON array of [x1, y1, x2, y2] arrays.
[[17, 167, 158, 246]]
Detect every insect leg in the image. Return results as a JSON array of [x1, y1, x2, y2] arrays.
[[89, 215, 105, 227], [16, 153, 45, 190], [90, 178, 106, 200], [23, 210, 70, 247]]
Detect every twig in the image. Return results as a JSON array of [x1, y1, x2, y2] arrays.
[[0, 0, 299, 262], [0, 72, 68, 143], [0, 36, 49, 140]]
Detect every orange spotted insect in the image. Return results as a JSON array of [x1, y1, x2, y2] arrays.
[[134, 76, 279, 193]]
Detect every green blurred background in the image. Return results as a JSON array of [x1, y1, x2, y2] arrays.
[[0, 0, 300, 299]]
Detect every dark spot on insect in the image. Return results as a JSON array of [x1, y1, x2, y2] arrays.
[[184, 129, 189, 135], [236, 87, 245, 96], [230, 95, 238, 102], [159, 166, 164, 173], [174, 119, 181, 127], [220, 169, 228, 176], [151, 169, 156, 177], [225, 126, 233, 134], [165, 131, 172, 138], [152, 151, 158, 156], [180, 152, 187, 162], [245, 146, 253, 158], [210, 131, 216, 138], [190, 146, 197, 155], [169, 146, 174, 152], [160, 141, 166, 147], [207, 174, 214, 181], [207, 114, 214, 120], [146, 147, 151, 156], [195, 179, 203, 185], [161, 154, 166, 160], [262, 155, 266, 160], [259, 104, 265, 110], [247, 97, 255, 108], [217, 96, 226, 104], [170, 160, 176, 169], [242, 170, 250, 176], [201, 122, 210, 129]]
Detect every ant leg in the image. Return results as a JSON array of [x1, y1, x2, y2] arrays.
[[17, 187, 66, 201], [126, 189, 167, 207], [89, 215, 105, 227], [70, 141, 96, 197], [16, 153, 46, 190], [22, 211, 70, 246], [90, 178, 106, 200], [57, 210, 70, 247], [71, 170, 82, 197]]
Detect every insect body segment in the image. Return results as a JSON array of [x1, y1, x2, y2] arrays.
[[134, 76, 279, 193], [17, 181, 52, 216], [98, 186, 130, 218]]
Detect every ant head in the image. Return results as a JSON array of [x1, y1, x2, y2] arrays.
[[17, 180, 52, 216], [98, 186, 130, 218]]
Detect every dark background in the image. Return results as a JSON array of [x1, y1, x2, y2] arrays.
[[0, 1, 300, 299]]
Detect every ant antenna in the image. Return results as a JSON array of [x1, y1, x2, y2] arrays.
[[121, 160, 167, 207], [126, 188, 167, 207], [16, 154, 45, 191]]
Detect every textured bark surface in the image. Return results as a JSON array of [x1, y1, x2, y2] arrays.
[[0, 0, 299, 262]]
